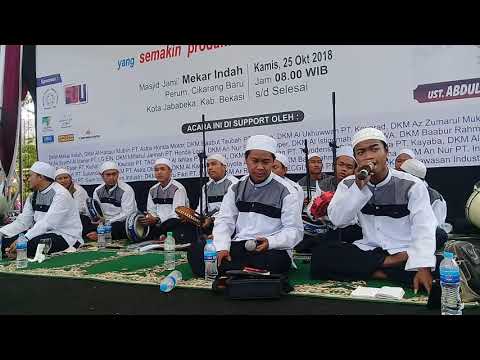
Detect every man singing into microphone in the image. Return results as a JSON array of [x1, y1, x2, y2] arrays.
[[188, 135, 303, 277], [310, 128, 438, 295]]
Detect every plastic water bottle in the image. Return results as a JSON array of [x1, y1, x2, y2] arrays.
[[159, 270, 182, 293], [164, 232, 175, 270], [204, 239, 218, 281], [104, 220, 112, 245], [97, 224, 106, 249], [16, 234, 28, 269], [440, 251, 463, 315]]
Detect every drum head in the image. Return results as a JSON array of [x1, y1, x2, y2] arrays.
[[466, 185, 480, 229], [125, 212, 150, 242], [474, 180, 480, 192], [86, 197, 104, 221]]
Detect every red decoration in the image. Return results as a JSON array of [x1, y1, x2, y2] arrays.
[[310, 191, 335, 219]]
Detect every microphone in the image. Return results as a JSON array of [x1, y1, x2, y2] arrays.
[[357, 163, 375, 180], [245, 239, 258, 251]]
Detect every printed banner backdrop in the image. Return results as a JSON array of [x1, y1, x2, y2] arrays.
[[36, 45, 480, 185]]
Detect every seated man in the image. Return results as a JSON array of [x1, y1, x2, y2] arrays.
[[186, 154, 239, 268], [297, 153, 334, 208], [55, 168, 92, 238], [311, 128, 438, 294], [140, 158, 192, 243], [298, 146, 361, 252], [188, 135, 303, 277], [272, 153, 304, 210], [0, 161, 83, 258], [315, 146, 357, 193], [195, 154, 239, 233], [394, 148, 415, 171], [87, 161, 137, 241], [400, 158, 449, 249]]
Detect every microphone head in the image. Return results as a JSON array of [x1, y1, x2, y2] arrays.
[[358, 168, 370, 180], [358, 163, 375, 180], [245, 240, 257, 251]]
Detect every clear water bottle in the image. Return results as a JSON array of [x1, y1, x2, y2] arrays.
[[164, 231, 175, 270], [204, 239, 218, 281], [97, 224, 106, 249], [104, 220, 112, 245], [16, 234, 28, 269], [159, 270, 182, 293], [440, 251, 463, 315]]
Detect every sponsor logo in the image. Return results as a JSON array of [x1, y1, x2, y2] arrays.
[[59, 114, 73, 129], [78, 128, 101, 140], [42, 135, 54, 144], [42, 88, 59, 110], [65, 83, 88, 104], [41, 116, 53, 132], [36, 74, 62, 87], [58, 134, 74, 143]]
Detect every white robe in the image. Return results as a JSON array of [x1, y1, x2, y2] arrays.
[[147, 179, 189, 222], [328, 169, 437, 271], [72, 183, 89, 216], [0, 182, 83, 247], [213, 173, 303, 259], [93, 181, 137, 223], [196, 175, 239, 214]]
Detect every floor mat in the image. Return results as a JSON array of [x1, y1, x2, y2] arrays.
[[0, 247, 476, 307]]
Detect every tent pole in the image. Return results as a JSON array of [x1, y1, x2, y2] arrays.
[[18, 107, 22, 212]]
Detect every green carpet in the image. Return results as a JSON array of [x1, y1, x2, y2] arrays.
[[289, 260, 423, 299], [85, 253, 183, 275], [14, 251, 118, 270]]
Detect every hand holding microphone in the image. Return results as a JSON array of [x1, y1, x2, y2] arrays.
[[355, 161, 376, 188], [245, 239, 257, 251], [358, 162, 375, 180], [245, 236, 269, 252]]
